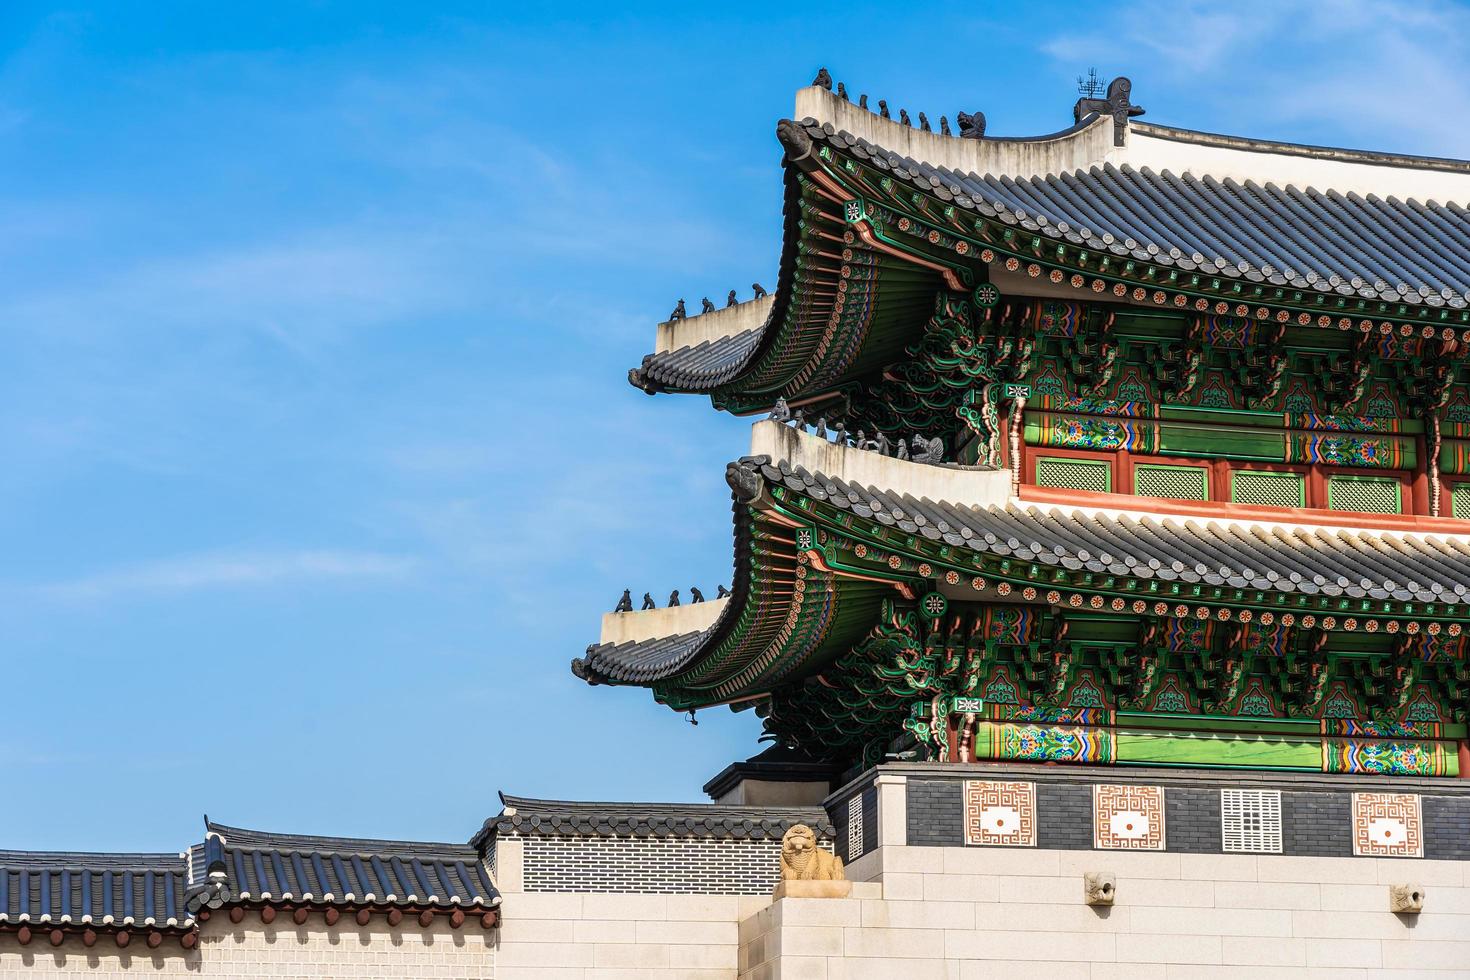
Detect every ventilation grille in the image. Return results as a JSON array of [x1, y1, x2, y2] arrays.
[[1232, 470, 1303, 509], [1328, 476, 1401, 514], [1221, 789, 1283, 853], [1036, 458, 1110, 493], [847, 794, 864, 861], [1454, 484, 1470, 520], [1135, 465, 1208, 501]]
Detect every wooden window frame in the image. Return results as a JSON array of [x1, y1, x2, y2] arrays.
[[1229, 466, 1308, 509], [1133, 460, 1212, 501], [1320, 466, 1412, 516], [1030, 448, 1115, 494]]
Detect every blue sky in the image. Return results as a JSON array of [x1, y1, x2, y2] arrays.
[[3, 0, 1469, 850]]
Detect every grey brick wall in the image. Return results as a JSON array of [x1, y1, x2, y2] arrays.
[[861, 786, 878, 856], [907, 779, 963, 845], [1281, 791, 1353, 857], [1424, 795, 1470, 861], [1037, 782, 1093, 850], [1165, 787, 1221, 853]]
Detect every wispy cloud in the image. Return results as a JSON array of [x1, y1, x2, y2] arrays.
[[30, 549, 415, 602], [1041, 0, 1470, 156]]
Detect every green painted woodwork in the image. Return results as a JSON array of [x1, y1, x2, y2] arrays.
[[1157, 422, 1284, 460], [1116, 728, 1323, 770]]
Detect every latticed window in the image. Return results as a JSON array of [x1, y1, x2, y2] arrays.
[[1452, 483, 1470, 520], [1035, 457, 1110, 493], [1134, 464, 1208, 501], [1220, 789, 1282, 853], [1327, 475, 1402, 514], [1232, 470, 1304, 509]]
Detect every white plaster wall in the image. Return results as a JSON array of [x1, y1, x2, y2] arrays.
[[0, 917, 495, 979], [792, 87, 1117, 181], [742, 845, 1470, 979], [748, 420, 1012, 509], [600, 598, 726, 645], [656, 296, 773, 353], [793, 85, 1470, 202]]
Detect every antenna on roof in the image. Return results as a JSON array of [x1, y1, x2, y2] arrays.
[[1077, 68, 1108, 100]]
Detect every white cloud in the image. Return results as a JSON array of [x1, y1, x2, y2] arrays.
[[30, 549, 415, 602], [1040, 0, 1470, 156]]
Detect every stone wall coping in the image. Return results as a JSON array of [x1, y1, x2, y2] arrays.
[[825, 761, 1470, 806]]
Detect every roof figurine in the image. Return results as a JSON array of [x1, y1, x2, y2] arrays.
[[898, 108, 911, 126], [836, 81, 849, 101], [668, 298, 685, 321], [911, 433, 944, 465], [614, 589, 633, 613], [716, 584, 731, 598], [877, 99, 889, 119], [701, 297, 715, 313], [956, 110, 985, 139], [812, 67, 832, 90], [1072, 73, 1144, 145], [940, 115, 952, 136], [668, 589, 680, 607], [641, 592, 655, 610], [768, 396, 792, 421], [690, 586, 705, 603], [726, 289, 737, 307], [752, 282, 766, 298]]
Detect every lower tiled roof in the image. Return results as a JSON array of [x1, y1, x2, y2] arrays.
[[187, 821, 498, 912], [473, 794, 832, 847], [0, 851, 191, 929]]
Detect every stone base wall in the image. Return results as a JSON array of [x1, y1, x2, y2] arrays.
[[496, 891, 750, 979], [740, 844, 1470, 979], [0, 918, 495, 979]]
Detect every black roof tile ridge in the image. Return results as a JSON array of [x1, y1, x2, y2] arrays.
[[1134, 121, 1470, 175], [497, 794, 825, 814], [806, 124, 1470, 304], [0, 850, 184, 867], [206, 821, 475, 856]]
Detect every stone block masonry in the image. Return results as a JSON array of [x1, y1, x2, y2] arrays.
[[740, 845, 1470, 978]]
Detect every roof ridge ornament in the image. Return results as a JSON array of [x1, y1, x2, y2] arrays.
[[1073, 76, 1144, 147]]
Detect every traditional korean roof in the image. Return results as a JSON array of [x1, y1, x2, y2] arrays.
[[576, 422, 1470, 712], [473, 794, 832, 847], [187, 820, 498, 912], [636, 78, 1470, 415], [0, 851, 191, 930]]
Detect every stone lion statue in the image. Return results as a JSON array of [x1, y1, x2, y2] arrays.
[[779, 823, 845, 881]]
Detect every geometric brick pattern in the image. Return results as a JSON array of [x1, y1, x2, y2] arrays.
[[1351, 792, 1423, 858], [1093, 784, 1166, 850], [963, 780, 1036, 847], [517, 834, 831, 894], [848, 793, 864, 859]]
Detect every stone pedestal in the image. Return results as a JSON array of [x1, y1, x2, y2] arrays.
[[772, 879, 852, 900]]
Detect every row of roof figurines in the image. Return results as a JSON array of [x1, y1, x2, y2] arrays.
[[668, 283, 766, 321], [613, 584, 730, 613], [660, 62, 1000, 326], [768, 396, 947, 464]]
